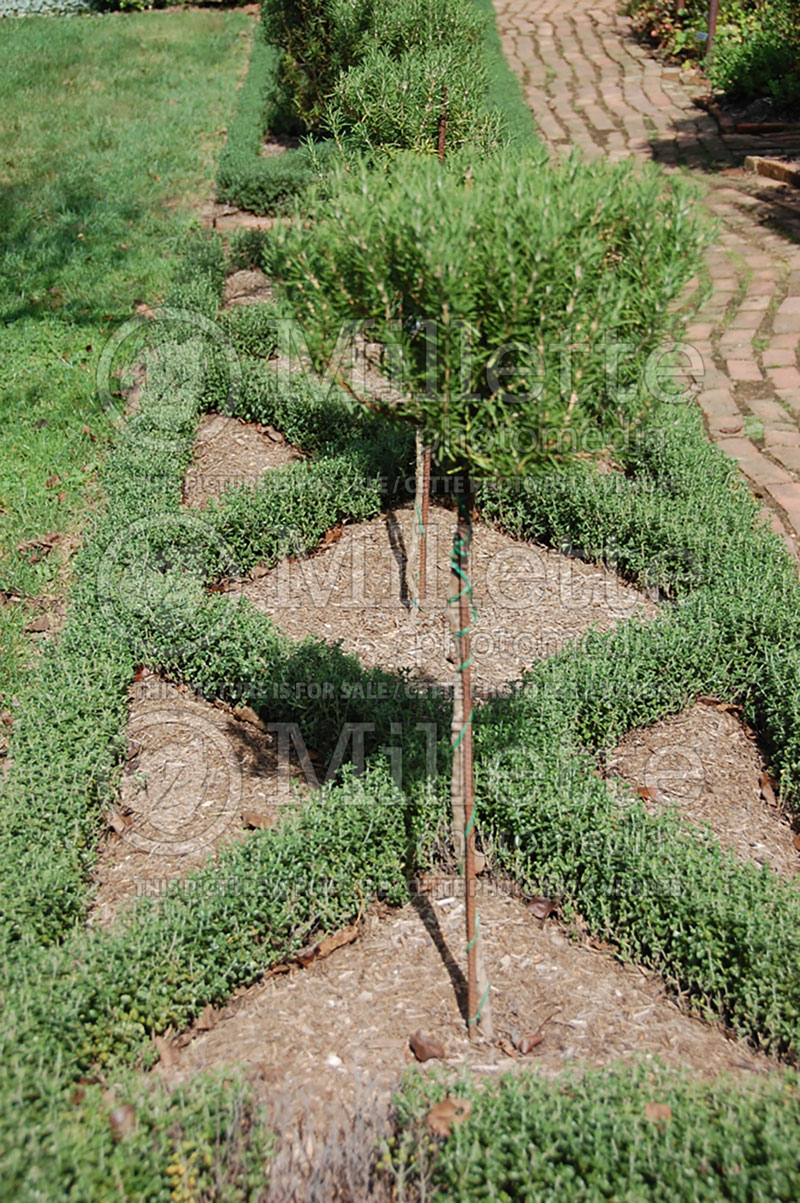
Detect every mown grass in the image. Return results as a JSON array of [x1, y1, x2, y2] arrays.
[[0, 9, 252, 710]]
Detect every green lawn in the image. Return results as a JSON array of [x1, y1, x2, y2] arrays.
[[0, 9, 251, 711]]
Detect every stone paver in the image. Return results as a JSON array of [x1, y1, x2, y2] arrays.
[[494, 0, 800, 557]]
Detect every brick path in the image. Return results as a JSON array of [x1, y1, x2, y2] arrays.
[[495, 0, 800, 552]]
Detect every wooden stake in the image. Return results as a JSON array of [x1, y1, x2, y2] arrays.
[[419, 445, 431, 602], [706, 0, 719, 55], [449, 488, 493, 1040]]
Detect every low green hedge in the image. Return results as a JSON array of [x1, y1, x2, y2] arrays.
[[390, 1063, 800, 1200], [215, 27, 339, 215], [5, 229, 800, 1194], [216, 0, 536, 214]]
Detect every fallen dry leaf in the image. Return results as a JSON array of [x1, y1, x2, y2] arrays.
[[81, 424, 97, 442], [17, 532, 59, 559], [793, 834, 800, 852], [154, 1035, 180, 1068], [294, 943, 319, 969], [106, 808, 132, 836], [427, 1097, 473, 1138], [241, 811, 271, 830], [759, 772, 777, 808], [528, 897, 558, 920], [233, 704, 267, 731], [515, 1032, 544, 1055], [318, 925, 358, 958], [409, 1031, 446, 1062], [135, 301, 156, 319], [45, 474, 60, 489], [25, 615, 51, 634], [644, 1102, 672, 1123], [109, 1104, 136, 1141], [195, 1003, 216, 1032]]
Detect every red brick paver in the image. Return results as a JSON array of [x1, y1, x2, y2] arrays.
[[494, 0, 800, 556]]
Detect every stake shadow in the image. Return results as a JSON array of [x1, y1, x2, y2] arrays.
[[410, 886, 468, 1022]]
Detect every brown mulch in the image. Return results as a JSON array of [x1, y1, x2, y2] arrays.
[[222, 268, 274, 308], [240, 502, 658, 699], [156, 885, 775, 1126], [199, 201, 277, 233], [605, 700, 800, 878], [89, 675, 306, 928], [183, 412, 300, 508]]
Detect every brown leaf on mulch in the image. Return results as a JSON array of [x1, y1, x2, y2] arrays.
[[316, 525, 344, 552], [760, 772, 777, 807], [195, 1004, 217, 1033], [318, 925, 358, 958], [294, 943, 320, 969], [153, 1035, 180, 1069], [241, 811, 271, 830], [409, 1031, 446, 1062], [515, 1032, 544, 1054], [794, 834, 800, 852], [643, 1101, 672, 1124], [427, 1097, 472, 1138], [105, 808, 132, 837], [528, 897, 558, 920], [233, 704, 267, 732]]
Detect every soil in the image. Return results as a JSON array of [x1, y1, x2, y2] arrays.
[[101, 268, 800, 1191], [184, 412, 300, 509], [222, 267, 274, 308], [238, 503, 659, 700], [155, 885, 776, 1190], [89, 675, 306, 928], [605, 701, 800, 879]]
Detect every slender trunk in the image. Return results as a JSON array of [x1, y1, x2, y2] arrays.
[[408, 430, 430, 610], [449, 487, 493, 1040]]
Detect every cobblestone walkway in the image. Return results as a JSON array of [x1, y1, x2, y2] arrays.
[[495, 0, 800, 552]]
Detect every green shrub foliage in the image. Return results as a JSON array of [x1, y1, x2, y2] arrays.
[[268, 149, 710, 475], [390, 1064, 800, 1200]]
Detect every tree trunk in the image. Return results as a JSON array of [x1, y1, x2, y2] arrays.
[[407, 429, 431, 610], [448, 486, 493, 1040]]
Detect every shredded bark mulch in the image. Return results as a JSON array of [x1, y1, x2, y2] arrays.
[[606, 700, 799, 878], [240, 503, 658, 700]]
